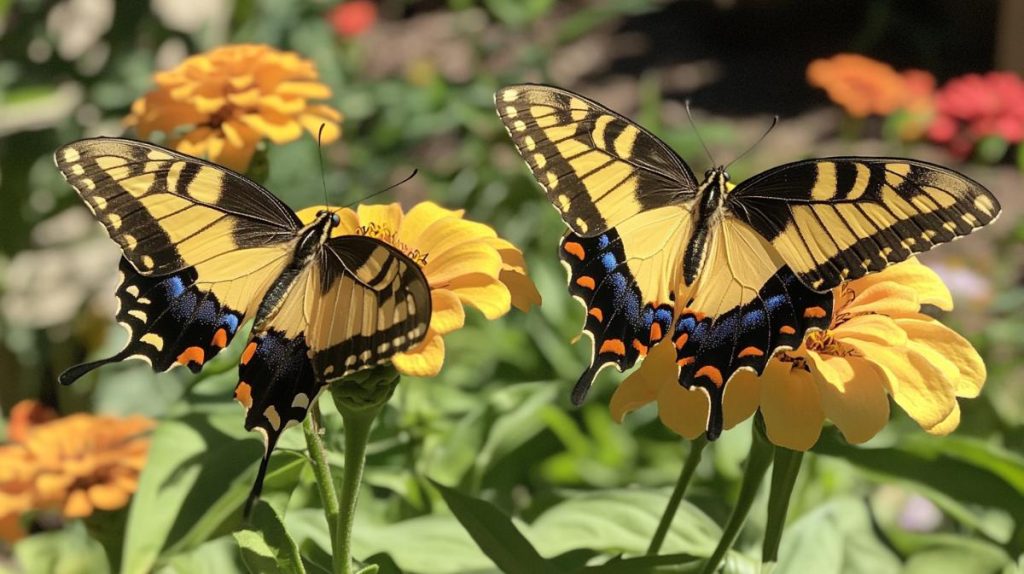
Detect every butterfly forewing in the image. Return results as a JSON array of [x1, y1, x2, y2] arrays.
[[496, 84, 698, 236], [726, 158, 1001, 291]]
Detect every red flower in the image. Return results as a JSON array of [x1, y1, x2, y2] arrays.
[[928, 71, 1024, 155], [328, 1, 378, 38]]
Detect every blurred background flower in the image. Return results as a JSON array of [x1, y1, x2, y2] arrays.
[[0, 401, 153, 542], [125, 44, 342, 172]]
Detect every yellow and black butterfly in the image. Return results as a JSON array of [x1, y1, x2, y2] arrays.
[[55, 138, 431, 508], [495, 84, 1000, 439]]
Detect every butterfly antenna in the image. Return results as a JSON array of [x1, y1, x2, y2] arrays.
[[317, 124, 331, 209], [339, 169, 419, 210], [685, 99, 716, 166], [725, 114, 779, 171]]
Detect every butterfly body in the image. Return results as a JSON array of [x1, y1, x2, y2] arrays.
[[54, 138, 432, 509], [496, 84, 1000, 438]]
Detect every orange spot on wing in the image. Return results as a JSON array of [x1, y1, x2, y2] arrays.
[[675, 333, 689, 350], [649, 322, 663, 343], [738, 346, 765, 358], [599, 339, 626, 356], [576, 276, 596, 290], [563, 241, 586, 260], [241, 342, 258, 365], [695, 365, 724, 388], [677, 356, 694, 367], [235, 381, 253, 409], [779, 325, 796, 335], [211, 328, 228, 348], [588, 308, 604, 322], [632, 340, 649, 356], [804, 306, 828, 319], [177, 346, 205, 366]]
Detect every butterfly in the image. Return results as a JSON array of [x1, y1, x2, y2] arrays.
[[495, 84, 1001, 439], [55, 138, 432, 509]]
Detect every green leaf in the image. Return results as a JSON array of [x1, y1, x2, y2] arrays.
[[773, 497, 901, 574], [527, 489, 720, 558], [902, 536, 1013, 574], [431, 480, 561, 574], [120, 379, 308, 574], [12, 521, 111, 574], [234, 502, 306, 574], [579, 553, 702, 573]]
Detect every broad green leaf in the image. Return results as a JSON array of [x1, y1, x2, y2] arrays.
[[580, 553, 702, 573], [773, 497, 901, 574], [161, 536, 247, 574], [121, 376, 308, 574], [432, 480, 561, 574], [902, 536, 1013, 574], [13, 521, 110, 574], [527, 489, 720, 558], [234, 502, 305, 574]]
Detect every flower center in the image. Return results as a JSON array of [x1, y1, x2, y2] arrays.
[[355, 222, 429, 266], [805, 330, 860, 358]]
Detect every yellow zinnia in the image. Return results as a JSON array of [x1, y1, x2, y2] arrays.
[[126, 43, 341, 172], [295, 202, 541, 378], [611, 258, 984, 451]]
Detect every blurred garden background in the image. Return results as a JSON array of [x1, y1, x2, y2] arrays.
[[1, 0, 1024, 573]]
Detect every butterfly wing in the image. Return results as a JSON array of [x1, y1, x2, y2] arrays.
[[232, 235, 430, 509], [496, 84, 698, 235], [56, 138, 299, 383], [726, 158, 1001, 291]]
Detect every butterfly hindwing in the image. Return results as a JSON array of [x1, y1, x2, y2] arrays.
[[59, 257, 244, 384], [309, 236, 432, 381], [496, 84, 698, 236], [727, 158, 1001, 291]]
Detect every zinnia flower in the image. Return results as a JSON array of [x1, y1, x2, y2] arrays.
[[294, 202, 541, 377], [126, 44, 342, 172], [328, 0, 378, 38], [611, 259, 984, 451], [807, 54, 936, 120], [0, 404, 154, 536], [927, 71, 1024, 157]]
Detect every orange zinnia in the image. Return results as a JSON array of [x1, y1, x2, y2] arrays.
[[126, 44, 342, 172], [611, 259, 984, 451], [295, 202, 541, 377], [0, 403, 155, 538], [807, 53, 934, 119]]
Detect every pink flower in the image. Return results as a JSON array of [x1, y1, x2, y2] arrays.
[[928, 71, 1024, 154], [328, 1, 378, 38]]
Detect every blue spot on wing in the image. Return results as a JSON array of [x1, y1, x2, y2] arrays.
[[222, 313, 240, 333], [601, 252, 617, 272], [166, 275, 186, 298]]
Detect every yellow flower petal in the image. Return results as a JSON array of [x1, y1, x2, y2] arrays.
[[857, 258, 953, 311], [392, 329, 445, 377], [501, 268, 542, 312], [610, 340, 675, 422], [807, 354, 890, 444], [656, 384, 709, 441], [924, 401, 961, 435], [759, 358, 825, 451], [424, 244, 503, 286], [356, 203, 404, 234], [722, 370, 760, 430], [834, 314, 907, 346], [276, 81, 332, 99], [895, 318, 986, 398], [396, 202, 463, 246], [239, 110, 304, 144], [842, 281, 921, 317], [429, 289, 465, 335], [87, 483, 130, 511], [844, 338, 956, 430], [443, 274, 511, 319], [418, 217, 498, 262]]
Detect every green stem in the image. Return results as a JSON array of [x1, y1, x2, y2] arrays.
[[303, 408, 340, 555], [333, 401, 384, 574], [647, 436, 708, 556], [700, 415, 775, 574], [762, 446, 804, 565]]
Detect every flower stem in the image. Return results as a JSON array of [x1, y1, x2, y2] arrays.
[[647, 436, 708, 556], [333, 400, 384, 574], [762, 446, 804, 565], [303, 408, 340, 554], [700, 415, 775, 574]]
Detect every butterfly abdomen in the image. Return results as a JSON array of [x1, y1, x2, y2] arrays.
[[682, 172, 726, 285]]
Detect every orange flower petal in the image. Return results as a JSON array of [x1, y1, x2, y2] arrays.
[[87, 483, 130, 511], [656, 383, 710, 441], [759, 357, 825, 451], [63, 489, 93, 518]]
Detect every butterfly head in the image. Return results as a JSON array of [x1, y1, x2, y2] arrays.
[[315, 209, 342, 229]]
